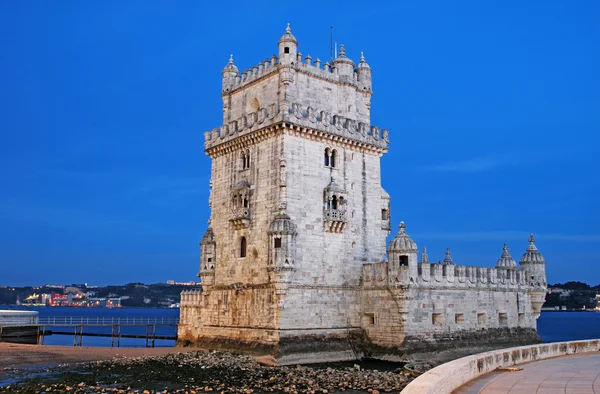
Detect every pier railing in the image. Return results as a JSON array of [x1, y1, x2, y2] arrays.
[[37, 316, 180, 326]]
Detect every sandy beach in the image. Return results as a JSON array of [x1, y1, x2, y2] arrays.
[[0, 342, 196, 368]]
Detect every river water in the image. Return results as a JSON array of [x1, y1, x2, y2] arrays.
[[4, 306, 600, 347]]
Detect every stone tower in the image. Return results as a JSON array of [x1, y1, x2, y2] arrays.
[[178, 25, 390, 363]]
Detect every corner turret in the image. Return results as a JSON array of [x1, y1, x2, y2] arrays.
[[199, 226, 216, 287], [388, 221, 418, 283], [222, 55, 239, 93], [267, 209, 297, 293], [519, 234, 547, 287], [356, 52, 372, 93], [331, 44, 355, 81], [278, 24, 298, 65], [496, 243, 517, 270], [519, 233, 547, 319]]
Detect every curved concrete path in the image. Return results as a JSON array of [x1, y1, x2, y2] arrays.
[[454, 351, 600, 394]]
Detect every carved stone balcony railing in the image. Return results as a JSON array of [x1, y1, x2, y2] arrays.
[[324, 209, 347, 233], [230, 207, 250, 229]]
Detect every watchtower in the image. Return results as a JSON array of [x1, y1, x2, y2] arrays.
[[179, 25, 391, 363]]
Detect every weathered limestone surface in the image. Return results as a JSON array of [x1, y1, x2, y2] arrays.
[[178, 25, 548, 364]]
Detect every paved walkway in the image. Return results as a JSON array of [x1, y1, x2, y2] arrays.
[[454, 352, 600, 394]]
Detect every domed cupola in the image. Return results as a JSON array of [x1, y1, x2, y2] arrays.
[[278, 24, 298, 64], [268, 211, 297, 235], [331, 44, 355, 78], [278, 23, 298, 46], [388, 222, 419, 284], [443, 248, 455, 265], [222, 55, 239, 93], [520, 234, 545, 264], [496, 243, 517, 269], [519, 233, 547, 288], [388, 222, 418, 253], [356, 52, 372, 94], [222, 54, 239, 74]]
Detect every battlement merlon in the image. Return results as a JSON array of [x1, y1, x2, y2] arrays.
[[203, 104, 389, 156], [362, 261, 544, 292], [222, 25, 373, 97]]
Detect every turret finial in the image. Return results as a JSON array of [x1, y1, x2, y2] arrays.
[[228, 54, 234, 64], [529, 233, 535, 243], [399, 221, 406, 231], [286, 23, 291, 33], [360, 52, 365, 62], [421, 246, 429, 264], [339, 44, 346, 57]]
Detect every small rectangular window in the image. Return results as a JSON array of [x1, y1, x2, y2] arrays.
[[284, 47, 290, 54], [499, 313, 508, 326], [399, 255, 409, 267], [274, 238, 282, 248], [477, 313, 486, 325], [364, 313, 375, 325], [432, 313, 443, 327], [455, 313, 464, 325], [518, 313, 525, 324]]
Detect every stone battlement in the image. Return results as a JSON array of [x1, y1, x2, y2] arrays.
[[227, 53, 366, 95], [204, 101, 389, 152], [362, 261, 535, 291]]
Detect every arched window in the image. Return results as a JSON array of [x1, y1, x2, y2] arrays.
[[240, 237, 247, 258], [245, 149, 250, 169], [332, 195, 338, 210], [331, 149, 337, 168], [241, 152, 247, 170], [243, 197, 248, 208], [324, 148, 330, 166]]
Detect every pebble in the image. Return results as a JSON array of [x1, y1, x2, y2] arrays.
[[0, 350, 417, 394]]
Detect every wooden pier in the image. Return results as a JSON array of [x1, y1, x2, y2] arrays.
[[35, 316, 180, 347]]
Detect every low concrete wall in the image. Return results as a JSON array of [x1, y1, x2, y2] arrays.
[[402, 339, 600, 394]]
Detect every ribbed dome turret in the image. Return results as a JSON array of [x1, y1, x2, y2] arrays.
[[443, 248, 455, 265], [388, 222, 418, 253], [331, 44, 355, 67], [268, 211, 297, 235], [200, 227, 215, 245], [278, 23, 298, 45], [496, 243, 517, 269], [222, 54, 238, 74], [520, 234, 546, 264], [357, 52, 371, 69]]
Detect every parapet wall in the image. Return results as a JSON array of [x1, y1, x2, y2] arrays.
[[204, 103, 389, 152], [402, 339, 600, 394], [227, 54, 364, 94], [363, 262, 535, 291]]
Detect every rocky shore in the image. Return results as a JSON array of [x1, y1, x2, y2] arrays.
[[0, 350, 418, 394]]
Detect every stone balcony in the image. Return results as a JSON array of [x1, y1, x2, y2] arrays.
[[324, 209, 347, 233], [230, 207, 250, 229]]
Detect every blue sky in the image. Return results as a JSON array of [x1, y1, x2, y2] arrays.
[[0, 1, 598, 287]]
